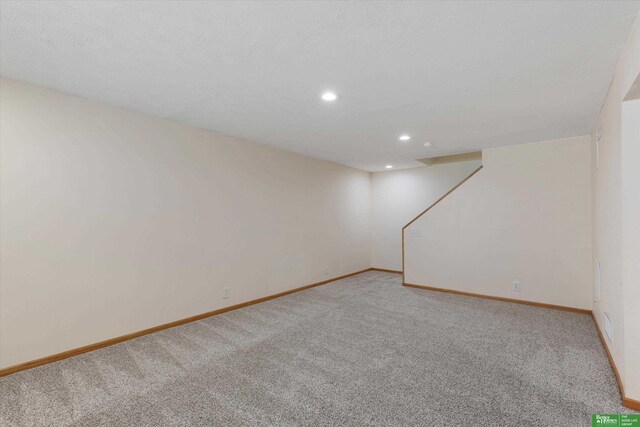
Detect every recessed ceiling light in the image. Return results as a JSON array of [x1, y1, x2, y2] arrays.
[[399, 135, 411, 141], [321, 91, 338, 101], [386, 165, 393, 169], [423, 142, 432, 147]]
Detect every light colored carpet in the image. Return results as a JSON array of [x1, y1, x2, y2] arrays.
[[0, 271, 633, 426]]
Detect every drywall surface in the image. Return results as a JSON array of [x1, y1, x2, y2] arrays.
[[370, 161, 481, 271], [404, 136, 592, 310], [0, 78, 371, 368], [622, 99, 640, 400], [592, 13, 640, 401]]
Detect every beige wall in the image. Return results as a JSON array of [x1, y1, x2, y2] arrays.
[[593, 13, 640, 401], [370, 161, 481, 271], [0, 78, 372, 369], [622, 99, 640, 400], [405, 136, 593, 311]]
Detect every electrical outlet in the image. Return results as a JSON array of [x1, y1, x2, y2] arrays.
[[512, 281, 522, 292], [324, 266, 329, 276], [223, 287, 230, 299]]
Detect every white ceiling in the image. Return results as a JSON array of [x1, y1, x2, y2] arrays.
[[1, 1, 638, 171]]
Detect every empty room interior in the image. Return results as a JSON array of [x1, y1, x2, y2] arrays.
[[1, 1, 640, 426]]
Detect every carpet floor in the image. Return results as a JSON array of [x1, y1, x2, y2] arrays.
[[0, 271, 633, 426]]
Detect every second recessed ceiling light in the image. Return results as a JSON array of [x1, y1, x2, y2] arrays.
[[321, 92, 338, 101]]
